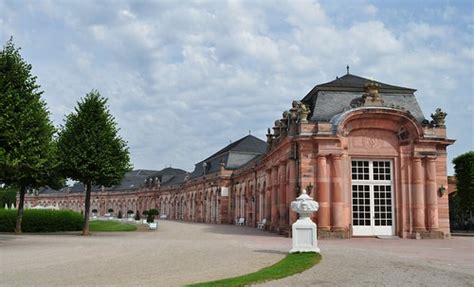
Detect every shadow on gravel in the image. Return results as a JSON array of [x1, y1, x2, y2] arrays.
[[203, 225, 283, 237], [253, 249, 288, 255]]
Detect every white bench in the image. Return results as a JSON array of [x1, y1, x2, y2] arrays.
[[257, 218, 266, 229], [237, 217, 245, 226]]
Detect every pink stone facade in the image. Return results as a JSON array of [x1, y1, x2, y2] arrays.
[[24, 74, 455, 239]]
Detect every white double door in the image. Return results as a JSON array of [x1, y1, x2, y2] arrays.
[[351, 159, 394, 236]]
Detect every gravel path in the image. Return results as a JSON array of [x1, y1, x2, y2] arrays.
[[1, 221, 473, 287], [258, 237, 474, 287], [0, 220, 289, 286]]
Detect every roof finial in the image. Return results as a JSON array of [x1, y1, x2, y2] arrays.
[[346, 65, 350, 74], [249, 130, 251, 135]]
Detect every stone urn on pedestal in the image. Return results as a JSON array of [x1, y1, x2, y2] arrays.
[[290, 189, 320, 253]]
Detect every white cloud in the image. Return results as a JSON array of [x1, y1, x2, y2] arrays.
[[1, 0, 472, 174]]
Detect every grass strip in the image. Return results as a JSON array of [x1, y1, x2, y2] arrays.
[[89, 220, 137, 232], [187, 252, 321, 287]]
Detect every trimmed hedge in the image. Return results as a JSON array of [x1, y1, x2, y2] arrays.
[[0, 209, 83, 232]]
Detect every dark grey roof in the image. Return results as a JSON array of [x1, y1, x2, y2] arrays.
[[303, 73, 416, 103], [37, 168, 188, 194], [310, 91, 425, 122], [189, 135, 267, 179], [145, 167, 188, 187], [302, 73, 425, 122]]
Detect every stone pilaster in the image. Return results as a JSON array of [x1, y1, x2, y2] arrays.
[[271, 166, 279, 231], [265, 169, 272, 223], [316, 155, 330, 230], [279, 162, 287, 230], [331, 154, 344, 230], [426, 156, 439, 230], [287, 159, 298, 227], [412, 157, 426, 232]]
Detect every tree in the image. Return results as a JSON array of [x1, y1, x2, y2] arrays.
[[0, 38, 59, 234], [452, 151, 474, 229], [0, 185, 17, 208], [57, 91, 131, 235]]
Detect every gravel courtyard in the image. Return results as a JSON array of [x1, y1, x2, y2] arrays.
[[1, 221, 473, 287]]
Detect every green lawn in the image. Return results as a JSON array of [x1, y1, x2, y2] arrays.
[[187, 252, 321, 287], [89, 220, 137, 232]]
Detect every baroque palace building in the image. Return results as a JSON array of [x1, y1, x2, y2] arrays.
[[24, 72, 455, 239]]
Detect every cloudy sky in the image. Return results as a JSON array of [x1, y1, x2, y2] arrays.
[[1, 0, 472, 174]]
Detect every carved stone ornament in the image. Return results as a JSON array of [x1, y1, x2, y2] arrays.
[[364, 136, 380, 149], [273, 120, 281, 137], [362, 81, 384, 107], [398, 125, 410, 141], [266, 128, 273, 144], [431, 108, 447, 127], [291, 189, 319, 218], [298, 103, 309, 123]]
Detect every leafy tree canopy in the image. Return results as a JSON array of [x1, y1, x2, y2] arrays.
[[57, 90, 132, 186], [0, 38, 57, 189], [453, 151, 474, 212]]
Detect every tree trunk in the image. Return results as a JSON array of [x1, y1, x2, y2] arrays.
[[82, 181, 92, 236], [15, 185, 26, 234]]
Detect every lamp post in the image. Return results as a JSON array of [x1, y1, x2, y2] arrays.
[[290, 189, 320, 253]]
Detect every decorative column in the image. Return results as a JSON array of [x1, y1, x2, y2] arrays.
[[331, 155, 344, 230], [279, 162, 287, 229], [426, 156, 439, 230], [290, 189, 320, 253], [316, 155, 330, 230], [412, 157, 426, 231]]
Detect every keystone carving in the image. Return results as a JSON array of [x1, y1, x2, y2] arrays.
[[362, 81, 384, 107]]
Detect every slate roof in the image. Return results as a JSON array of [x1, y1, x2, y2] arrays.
[[301, 73, 425, 122], [37, 168, 186, 194], [189, 135, 267, 179]]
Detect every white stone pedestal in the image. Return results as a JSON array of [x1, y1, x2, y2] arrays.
[[290, 217, 319, 253], [289, 189, 320, 253]]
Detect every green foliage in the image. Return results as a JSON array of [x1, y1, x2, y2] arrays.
[[0, 209, 82, 232], [451, 151, 474, 230], [0, 38, 58, 189], [57, 90, 131, 234], [57, 90, 131, 186], [146, 213, 155, 223], [453, 151, 474, 213], [188, 252, 321, 287], [89, 220, 137, 232], [0, 38, 62, 233], [143, 210, 149, 216], [0, 186, 17, 207], [148, 208, 159, 216]]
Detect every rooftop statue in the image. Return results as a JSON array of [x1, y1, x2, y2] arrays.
[[431, 108, 447, 127]]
